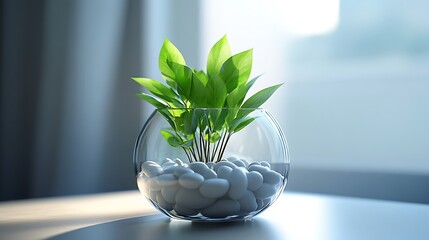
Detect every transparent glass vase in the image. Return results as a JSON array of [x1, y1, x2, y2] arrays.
[[134, 108, 289, 222]]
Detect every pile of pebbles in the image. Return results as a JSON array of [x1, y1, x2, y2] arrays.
[[137, 156, 284, 218]]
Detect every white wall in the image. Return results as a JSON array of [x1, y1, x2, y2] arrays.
[[201, 0, 429, 174]]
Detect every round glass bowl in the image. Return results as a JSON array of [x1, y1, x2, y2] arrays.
[[134, 108, 289, 222]]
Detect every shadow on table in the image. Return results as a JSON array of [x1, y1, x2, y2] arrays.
[[47, 214, 285, 240]]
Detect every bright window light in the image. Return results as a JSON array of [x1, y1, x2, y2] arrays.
[[270, 0, 340, 36]]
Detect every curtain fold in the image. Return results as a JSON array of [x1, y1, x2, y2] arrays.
[[0, 0, 144, 200]]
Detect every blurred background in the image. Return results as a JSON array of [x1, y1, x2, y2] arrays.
[[1, 0, 428, 203]]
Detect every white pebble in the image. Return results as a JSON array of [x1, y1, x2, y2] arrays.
[[156, 192, 173, 211], [201, 200, 240, 218], [228, 168, 248, 200], [149, 190, 159, 200], [189, 162, 209, 173], [199, 179, 229, 198], [189, 162, 217, 179], [216, 165, 233, 179], [161, 158, 174, 165], [156, 174, 177, 187], [238, 191, 258, 212], [263, 170, 282, 185], [161, 184, 180, 204], [142, 161, 163, 177], [227, 156, 240, 162], [260, 161, 271, 168], [240, 159, 249, 167], [254, 183, 277, 200], [248, 164, 269, 175], [179, 172, 204, 189], [174, 158, 184, 166], [201, 169, 217, 179], [248, 162, 261, 167], [174, 204, 200, 216], [213, 161, 237, 172], [232, 160, 246, 168], [247, 171, 263, 191], [147, 177, 161, 191], [175, 188, 215, 209], [163, 166, 194, 177], [206, 162, 215, 169], [162, 162, 178, 168]]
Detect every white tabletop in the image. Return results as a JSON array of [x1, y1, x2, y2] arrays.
[[1, 191, 428, 240]]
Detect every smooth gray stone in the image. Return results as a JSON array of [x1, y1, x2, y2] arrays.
[[260, 161, 271, 168], [239, 191, 258, 212], [240, 158, 250, 167], [156, 174, 177, 187], [175, 188, 215, 209], [248, 162, 261, 167], [163, 166, 194, 178], [247, 171, 263, 191], [199, 178, 230, 198], [174, 158, 184, 166], [156, 192, 173, 211], [173, 204, 200, 216], [214, 161, 237, 172], [189, 162, 217, 179], [248, 165, 269, 175], [228, 168, 248, 200], [254, 183, 277, 200], [263, 170, 282, 185], [206, 162, 215, 169], [201, 169, 217, 179], [161, 184, 180, 204], [201, 199, 240, 218], [147, 177, 161, 191], [178, 172, 204, 189], [141, 161, 163, 177], [149, 190, 159, 200], [227, 156, 240, 162], [232, 159, 246, 168], [217, 165, 233, 180]]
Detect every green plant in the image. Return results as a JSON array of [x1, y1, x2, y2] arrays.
[[133, 36, 282, 163]]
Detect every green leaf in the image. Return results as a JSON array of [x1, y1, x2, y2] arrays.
[[213, 108, 230, 131], [132, 77, 184, 107], [204, 131, 221, 143], [207, 35, 231, 81], [160, 129, 182, 147], [158, 109, 176, 130], [168, 61, 193, 100], [226, 75, 261, 108], [219, 49, 253, 93], [159, 39, 186, 88], [136, 93, 169, 109], [160, 129, 193, 148], [206, 74, 227, 108], [183, 110, 198, 134], [241, 83, 282, 109], [230, 117, 257, 133], [189, 71, 208, 107]]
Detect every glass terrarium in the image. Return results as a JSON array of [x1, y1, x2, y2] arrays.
[[134, 108, 289, 222]]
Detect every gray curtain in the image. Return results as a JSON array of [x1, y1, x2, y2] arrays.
[[0, 0, 144, 200]]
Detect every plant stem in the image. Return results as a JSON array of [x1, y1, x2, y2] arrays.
[[212, 130, 225, 162], [183, 148, 192, 163], [218, 132, 232, 162]]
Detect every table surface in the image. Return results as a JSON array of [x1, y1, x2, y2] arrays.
[[1, 191, 428, 240]]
